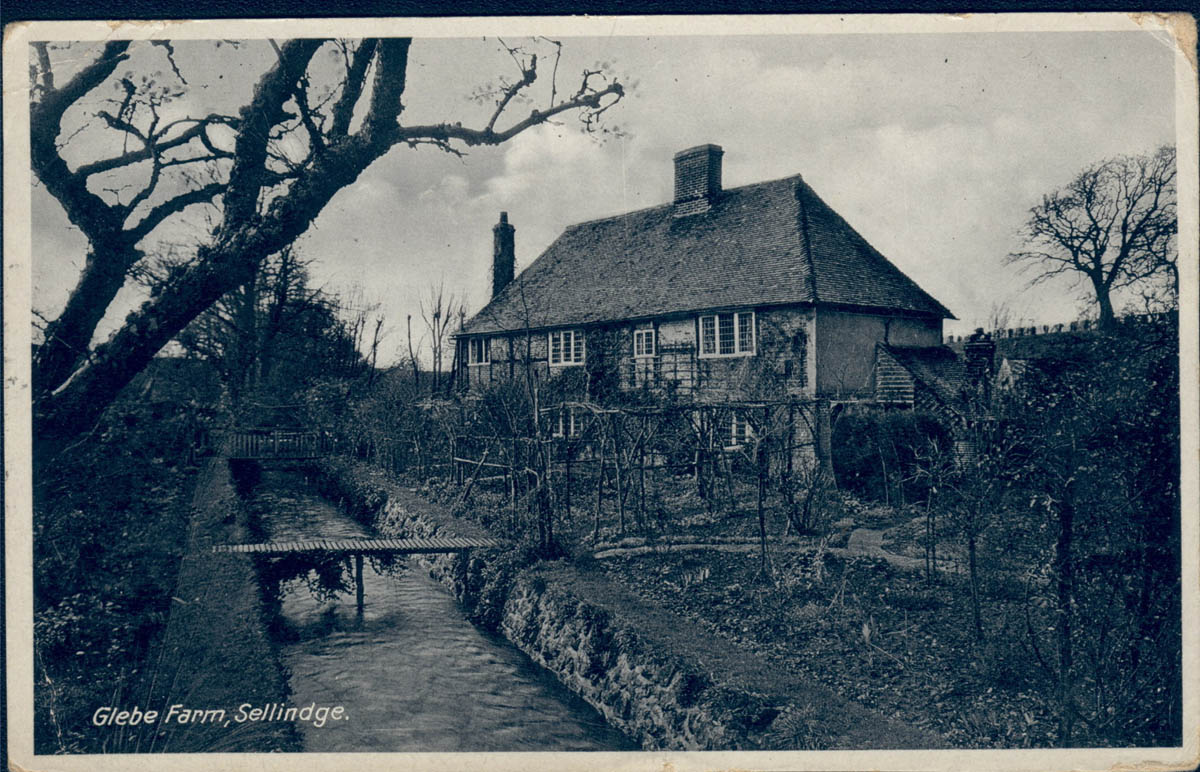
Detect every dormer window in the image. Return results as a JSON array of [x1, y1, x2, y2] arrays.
[[549, 330, 585, 366], [633, 328, 656, 358], [699, 311, 755, 357], [468, 337, 490, 365]]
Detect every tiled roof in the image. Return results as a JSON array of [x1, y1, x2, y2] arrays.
[[879, 344, 968, 413], [460, 174, 953, 335]]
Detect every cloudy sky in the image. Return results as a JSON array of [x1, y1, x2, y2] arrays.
[[30, 21, 1178, 366]]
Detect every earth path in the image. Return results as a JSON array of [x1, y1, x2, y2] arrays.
[[593, 527, 963, 575]]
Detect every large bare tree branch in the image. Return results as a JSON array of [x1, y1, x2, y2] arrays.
[[31, 42, 235, 395], [30, 42, 133, 240], [396, 77, 623, 148], [220, 39, 324, 226], [329, 39, 377, 137], [34, 36, 627, 447], [73, 116, 237, 178], [127, 182, 226, 242]]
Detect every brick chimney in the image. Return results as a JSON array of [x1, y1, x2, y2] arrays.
[[673, 144, 723, 217], [963, 327, 996, 404], [492, 211, 515, 298]]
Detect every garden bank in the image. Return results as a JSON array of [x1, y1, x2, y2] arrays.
[[314, 457, 946, 751], [143, 457, 300, 752]]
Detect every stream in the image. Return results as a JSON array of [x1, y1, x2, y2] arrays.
[[242, 467, 636, 752]]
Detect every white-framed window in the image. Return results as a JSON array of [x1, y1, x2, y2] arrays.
[[468, 337, 490, 364], [633, 327, 656, 358], [553, 407, 581, 438], [549, 329, 585, 366], [698, 311, 756, 357], [728, 414, 755, 448]]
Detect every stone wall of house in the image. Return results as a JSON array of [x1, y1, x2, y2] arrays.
[[815, 309, 941, 397], [463, 333, 553, 390], [696, 307, 813, 401]]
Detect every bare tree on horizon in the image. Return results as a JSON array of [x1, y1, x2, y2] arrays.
[[1007, 145, 1177, 331]]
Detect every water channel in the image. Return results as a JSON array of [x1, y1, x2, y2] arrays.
[[242, 468, 637, 752]]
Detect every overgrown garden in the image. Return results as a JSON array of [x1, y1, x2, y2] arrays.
[[295, 315, 1180, 748]]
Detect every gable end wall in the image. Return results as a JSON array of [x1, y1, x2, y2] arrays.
[[816, 309, 942, 398]]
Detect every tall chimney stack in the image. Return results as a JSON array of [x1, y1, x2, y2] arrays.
[[492, 211, 515, 298], [963, 327, 996, 405], [673, 144, 723, 217]]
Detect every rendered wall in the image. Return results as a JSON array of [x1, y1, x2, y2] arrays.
[[815, 310, 941, 398]]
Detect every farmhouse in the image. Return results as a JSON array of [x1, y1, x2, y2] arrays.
[[453, 145, 959, 442]]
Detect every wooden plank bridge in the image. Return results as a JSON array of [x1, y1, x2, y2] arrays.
[[212, 537, 500, 612], [212, 537, 497, 556]]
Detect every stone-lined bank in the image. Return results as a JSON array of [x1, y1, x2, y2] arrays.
[[314, 458, 946, 751]]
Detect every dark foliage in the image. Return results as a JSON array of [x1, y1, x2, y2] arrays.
[[994, 318, 1180, 746], [33, 385, 207, 752], [831, 407, 951, 504]]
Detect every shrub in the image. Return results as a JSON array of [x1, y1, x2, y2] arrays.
[[466, 541, 543, 631], [831, 407, 951, 504]]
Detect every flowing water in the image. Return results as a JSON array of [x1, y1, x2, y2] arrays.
[[244, 468, 636, 752]]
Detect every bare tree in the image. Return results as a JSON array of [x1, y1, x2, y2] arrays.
[[176, 246, 373, 415], [419, 282, 461, 394], [336, 284, 388, 388], [172, 246, 314, 404], [29, 37, 624, 445], [405, 314, 422, 391], [1007, 145, 1176, 330]]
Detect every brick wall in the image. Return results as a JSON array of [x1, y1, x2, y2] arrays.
[[673, 144, 723, 217]]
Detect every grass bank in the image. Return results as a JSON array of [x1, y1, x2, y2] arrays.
[[137, 458, 301, 753]]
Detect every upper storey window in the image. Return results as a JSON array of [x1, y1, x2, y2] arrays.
[[699, 311, 755, 357], [633, 328, 656, 358], [549, 330, 585, 366]]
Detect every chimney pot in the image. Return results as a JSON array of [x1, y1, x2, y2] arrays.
[[963, 329, 996, 403]]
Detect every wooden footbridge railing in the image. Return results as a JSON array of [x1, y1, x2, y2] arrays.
[[224, 430, 336, 460], [212, 536, 500, 612]]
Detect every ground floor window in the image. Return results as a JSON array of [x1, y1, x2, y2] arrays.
[[468, 337, 489, 364], [728, 413, 755, 448], [553, 406, 582, 438]]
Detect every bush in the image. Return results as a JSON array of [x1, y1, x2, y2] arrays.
[[831, 408, 950, 504], [33, 398, 202, 753], [465, 541, 544, 631]]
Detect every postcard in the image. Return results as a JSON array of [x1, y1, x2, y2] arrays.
[[4, 12, 1197, 772]]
